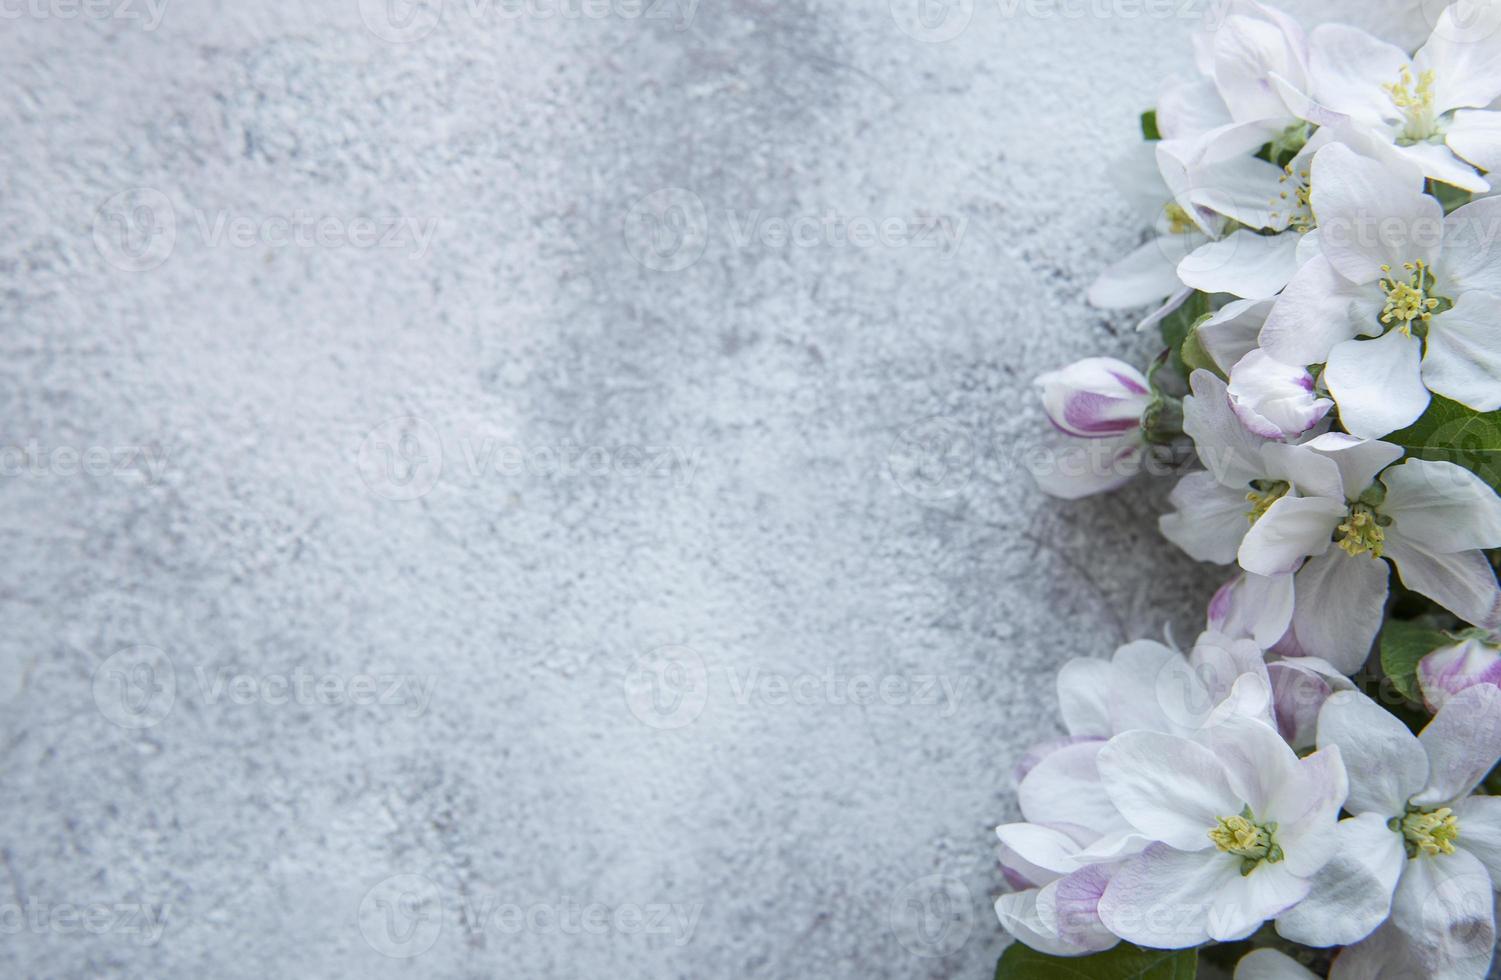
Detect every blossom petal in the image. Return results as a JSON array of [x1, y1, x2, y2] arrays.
[[1388, 845, 1497, 978], [1418, 638, 1501, 713], [1049, 864, 1121, 953], [996, 822, 1089, 878], [1184, 369, 1269, 487], [1211, 859, 1312, 942], [1238, 495, 1345, 576], [1382, 458, 1501, 554], [1306, 24, 1412, 128], [1198, 298, 1273, 375], [1018, 740, 1119, 833], [1329, 922, 1430, 980], [1275, 811, 1404, 947], [1324, 332, 1431, 440], [1447, 110, 1501, 178], [1313, 142, 1443, 284], [1454, 795, 1501, 890], [1161, 473, 1254, 565], [1209, 571, 1296, 651], [1056, 658, 1113, 738], [1290, 549, 1390, 674], [1228, 350, 1332, 439], [1384, 535, 1501, 628], [1299, 431, 1405, 499], [1259, 255, 1375, 366], [1097, 731, 1238, 849], [1236, 948, 1319, 980], [1425, 292, 1501, 413], [996, 884, 1081, 958], [1440, 196, 1501, 296], [1413, 683, 1501, 806], [1098, 844, 1239, 949], [1389, 140, 1490, 194], [1037, 357, 1152, 438], [1317, 690, 1428, 816], [1180, 230, 1301, 299], [1415, 1, 1501, 112], [1029, 435, 1144, 501], [1088, 238, 1186, 309]]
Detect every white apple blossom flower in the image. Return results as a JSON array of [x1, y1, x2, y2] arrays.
[[1094, 714, 1346, 948], [1030, 357, 1153, 500], [1276, 686, 1501, 978], [1293, 2, 1501, 193], [1259, 141, 1501, 438], [1418, 632, 1501, 710], [1227, 349, 1334, 439], [1197, 298, 1275, 375]]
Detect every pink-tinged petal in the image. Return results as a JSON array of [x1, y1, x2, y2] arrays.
[[1056, 658, 1113, 738], [1198, 298, 1274, 375], [1028, 434, 1144, 501], [1161, 473, 1255, 566], [1018, 741, 1119, 833], [1275, 812, 1404, 947], [1184, 369, 1270, 488], [1289, 549, 1389, 675], [1413, 683, 1501, 806], [1441, 197, 1501, 296], [1316, 690, 1428, 817], [1268, 658, 1353, 750], [1307, 24, 1413, 128], [1447, 110, 1501, 179], [1324, 332, 1431, 440], [1418, 638, 1501, 713], [1087, 238, 1188, 309], [1209, 570, 1296, 651], [1228, 350, 1333, 439], [1298, 431, 1405, 500], [1013, 735, 1106, 787], [1424, 293, 1501, 413], [1050, 864, 1120, 953], [996, 886, 1082, 958], [1388, 845, 1497, 978], [1313, 142, 1443, 283], [1383, 536, 1501, 629], [1259, 256, 1376, 366], [1453, 795, 1501, 890], [1383, 458, 1501, 554], [1210, 860, 1312, 942], [1236, 948, 1319, 980], [1237, 495, 1345, 576], [1097, 731, 1238, 849], [1037, 357, 1151, 439], [1179, 230, 1301, 300], [1415, 0, 1501, 112], [1098, 844, 1239, 949]]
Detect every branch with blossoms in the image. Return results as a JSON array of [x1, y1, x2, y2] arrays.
[[999, 2, 1501, 978]]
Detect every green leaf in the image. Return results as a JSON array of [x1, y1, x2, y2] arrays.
[[1386, 395, 1501, 495], [1179, 314, 1223, 380], [1381, 619, 1451, 704], [995, 943, 1197, 980], [1157, 292, 1211, 382], [1141, 109, 1161, 142]]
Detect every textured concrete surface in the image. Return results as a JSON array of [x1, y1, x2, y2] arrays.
[[0, 0, 1420, 977]]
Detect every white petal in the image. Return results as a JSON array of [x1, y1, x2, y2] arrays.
[[1227, 350, 1333, 438], [1317, 690, 1428, 816], [1313, 142, 1444, 284], [1018, 741, 1120, 833], [1447, 110, 1501, 174], [1264, 743, 1348, 875], [1236, 948, 1319, 980], [1307, 24, 1413, 128], [1454, 795, 1501, 890], [1213, 12, 1308, 123], [1179, 230, 1301, 299], [1162, 473, 1255, 565], [1414, 683, 1501, 806], [1135, 286, 1195, 334], [1440, 196, 1501, 297], [1385, 535, 1501, 628], [1056, 658, 1112, 738], [1290, 548, 1390, 674], [1184, 369, 1270, 487], [1259, 256, 1376, 366], [1390, 140, 1491, 194], [1238, 495, 1345, 576], [1106, 639, 1204, 737], [1097, 731, 1238, 849], [996, 886, 1081, 958], [1425, 293, 1501, 413], [1158, 77, 1232, 140], [1329, 922, 1430, 980], [1324, 332, 1431, 440], [1299, 431, 1405, 499], [1388, 846, 1497, 978], [1098, 844, 1238, 948], [1087, 238, 1186, 309], [1275, 812, 1404, 947], [1383, 457, 1501, 553], [996, 822, 1089, 878], [1208, 713, 1308, 820], [1210, 859, 1312, 942], [1198, 298, 1273, 375], [1415, 1, 1501, 112], [1209, 571, 1296, 651], [1187, 154, 1291, 231], [1259, 442, 1344, 501]]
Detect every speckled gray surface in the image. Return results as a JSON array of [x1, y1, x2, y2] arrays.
[[0, 1, 1423, 977]]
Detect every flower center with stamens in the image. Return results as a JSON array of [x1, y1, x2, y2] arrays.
[[1209, 807, 1284, 875], [1395, 805, 1461, 858], [1245, 480, 1290, 525], [1379, 261, 1447, 336], [1336, 504, 1387, 559], [1384, 66, 1439, 143], [1164, 202, 1196, 236], [1270, 165, 1314, 233]]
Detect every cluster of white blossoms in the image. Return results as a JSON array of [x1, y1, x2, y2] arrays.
[[1009, 2, 1501, 978]]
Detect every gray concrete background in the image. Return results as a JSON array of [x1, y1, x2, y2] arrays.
[[0, 0, 1418, 977]]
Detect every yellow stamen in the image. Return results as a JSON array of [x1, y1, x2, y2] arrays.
[[1400, 806, 1460, 858], [1164, 202, 1196, 236], [1337, 506, 1386, 559], [1246, 481, 1290, 525], [1384, 67, 1439, 143], [1379, 260, 1443, 336], [1209, 808, 1284, 875]]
